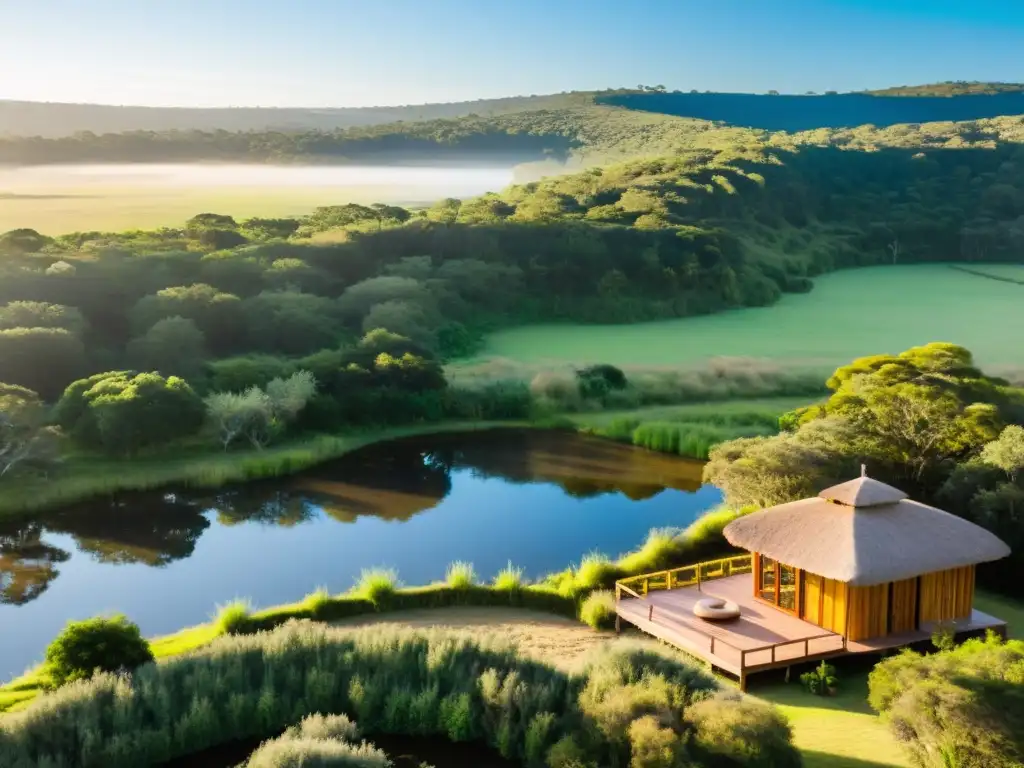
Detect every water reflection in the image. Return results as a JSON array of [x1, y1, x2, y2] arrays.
[[0, 521, 70, 605], [0, 429, 718, 678], [2, 430, 705, 606]]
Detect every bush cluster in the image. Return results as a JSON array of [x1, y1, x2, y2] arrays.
[[0, 621, 799, 768], [42, 615, 154, 687], [245, 713, 391, 768], [868, 633, 1024, 768]]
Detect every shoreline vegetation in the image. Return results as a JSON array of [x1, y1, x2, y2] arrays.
[[0, 396, 809, 518], [0, 501, 749, 714]]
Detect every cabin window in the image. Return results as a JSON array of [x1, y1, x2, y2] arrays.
[[759, 555, 777, 602], [779, 564, 798, 611]]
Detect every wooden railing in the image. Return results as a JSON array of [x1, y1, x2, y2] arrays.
[[614, 554, 845, 672], [615, 553, 754, 598]]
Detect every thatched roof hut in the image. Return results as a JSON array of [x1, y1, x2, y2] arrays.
[[722, 474, 1011, 642], [723, 475, 1010, 586]]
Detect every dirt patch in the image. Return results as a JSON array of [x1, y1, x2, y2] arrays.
[[330, 606, 650, 672]]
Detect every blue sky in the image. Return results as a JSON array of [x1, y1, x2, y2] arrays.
[[1, 0, 1022, 108]]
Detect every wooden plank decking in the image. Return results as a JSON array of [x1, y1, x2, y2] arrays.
[[615, 571, 1007, 686]]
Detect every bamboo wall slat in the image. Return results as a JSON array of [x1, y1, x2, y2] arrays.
[[919, 565, 974, 623]]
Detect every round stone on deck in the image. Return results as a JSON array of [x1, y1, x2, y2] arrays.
[[693, 597, 741, 621]]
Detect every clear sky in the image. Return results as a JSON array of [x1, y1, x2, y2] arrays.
[[1, 0, 1022, 108]]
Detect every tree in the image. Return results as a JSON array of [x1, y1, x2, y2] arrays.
[[425, 197, 462, 225], [0, 228, 52, 255], [370, 204, 411, 230], [126, 316, 208, 381], [243, 290, 342, 355], [0, 301, 86, 335], [981, 425, 1024, 481], [130, 283, 244, 356], [240, 217, 301, 240], [55, 372, 205, 456], [0, 328, 88, 402], [205, 371, 316, 450], [362, 300, 437, 347], [337, 276, 436, 321], [0, 383, 60, 479]]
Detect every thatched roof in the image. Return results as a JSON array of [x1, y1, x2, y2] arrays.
[[722, 476, 1011, 586]]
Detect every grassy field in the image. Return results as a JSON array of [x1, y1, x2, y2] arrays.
[[0, 163, 510, 233], [479, 265, 1024, 372]]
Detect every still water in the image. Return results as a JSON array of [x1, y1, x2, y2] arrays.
[[0, 429, 721, 678]]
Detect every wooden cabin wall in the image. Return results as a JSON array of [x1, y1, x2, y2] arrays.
[[889, 578, 918, 634], [802, 572, 847, 635], [919, 565, 975, 623], [847, 583, 889, 641]]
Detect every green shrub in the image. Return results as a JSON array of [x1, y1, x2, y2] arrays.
[[0, 622, 799, 768], [445, 561, 476, 590], [688, 694, 801, 768], [43, 614, 154, 687], [213, 599, 253, 635], [302, 588, 333, 620], [492, 562, 524, 591], [352, 568, 400, 608], [799, 661, 838, 696], [283, 713, 360, 742], [868, 633, 1024, 768], [579, 590, 616, 630], [573, 552, 618, 591]]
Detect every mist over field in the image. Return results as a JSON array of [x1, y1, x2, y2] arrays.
[[0, 163, 515, 232]]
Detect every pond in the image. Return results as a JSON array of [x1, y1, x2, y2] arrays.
[[0, 429, 721, 680]]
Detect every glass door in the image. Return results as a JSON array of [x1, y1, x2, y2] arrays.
[[755, 554, 801, 615], [759, 555, 777, 602], [778, 564, 799, 614]]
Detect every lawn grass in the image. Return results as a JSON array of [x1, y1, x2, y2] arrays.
[[478, 265, 1024, 371], [754, 668, 911, 768], [975, 589, 1024, 636]]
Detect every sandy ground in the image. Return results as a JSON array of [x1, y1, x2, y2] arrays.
[[331, 607, 653, 672]]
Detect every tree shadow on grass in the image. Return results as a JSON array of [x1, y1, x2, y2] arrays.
[[801, 751, 905, 768]]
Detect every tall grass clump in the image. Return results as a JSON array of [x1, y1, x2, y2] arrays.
[[492, 562, 524, 591], [302, 587, 333, 620], [445, 561, 477, 590], [246, 713, 388, 768], [0, 622, 800, 768], [573, 552, 619, 591], [579, 590, 616, 630], [615, 528, 683, 575], [353, 568, 399, 608], [213, 598, 253, 635]]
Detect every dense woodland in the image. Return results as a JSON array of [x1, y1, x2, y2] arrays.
[[5, 88, 1024, 166]]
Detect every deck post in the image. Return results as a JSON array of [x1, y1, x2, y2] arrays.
[[804, 638, 809, 657], [739, 669, 747, 692], [648, 604, 654, 622], [615, 614, 621, 634], [710, 636, 715, 655], [697, 567, 702, 592]]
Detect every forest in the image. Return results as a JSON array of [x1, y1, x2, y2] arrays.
[[5, 86, 1024, 166]]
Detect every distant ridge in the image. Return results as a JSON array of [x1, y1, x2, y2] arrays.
[[0, 92, 594, 138]]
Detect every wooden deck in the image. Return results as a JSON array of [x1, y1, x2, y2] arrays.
[[616, 571, 1006, 687]]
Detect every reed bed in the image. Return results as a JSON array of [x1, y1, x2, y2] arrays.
[[0, 621, 798, 768]]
